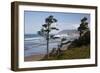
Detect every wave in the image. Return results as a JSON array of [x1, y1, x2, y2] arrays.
[[25, 36, 44, 41]]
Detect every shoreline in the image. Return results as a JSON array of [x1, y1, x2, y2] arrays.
[[24, 54, 45, 61], [24, 45, 90, 61]]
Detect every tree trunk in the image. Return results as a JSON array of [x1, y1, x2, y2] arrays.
[[46, 30, 49, 59]]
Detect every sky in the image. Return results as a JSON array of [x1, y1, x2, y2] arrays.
[[24, 11, 90, 34]]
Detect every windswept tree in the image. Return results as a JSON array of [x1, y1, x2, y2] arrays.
[[78, 17, 89, 37], [38, 15, 59, 59], [77, 17, 90, 45]]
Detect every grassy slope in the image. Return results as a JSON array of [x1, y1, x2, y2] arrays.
[[42, 45, 90, 60]]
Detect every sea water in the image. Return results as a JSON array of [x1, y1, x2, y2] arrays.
[[24, 34, 78, 57]]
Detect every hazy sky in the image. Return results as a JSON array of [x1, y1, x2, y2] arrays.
[[24, 11, 90, 34]]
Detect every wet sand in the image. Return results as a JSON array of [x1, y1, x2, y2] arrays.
[[24, 54, 45, 61]]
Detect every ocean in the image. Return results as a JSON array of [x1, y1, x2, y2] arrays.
[[24, 34, 79, 57]]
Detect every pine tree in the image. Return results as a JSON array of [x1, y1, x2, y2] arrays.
[[38, 15, 59, 59], [78, 17, 89, 37]]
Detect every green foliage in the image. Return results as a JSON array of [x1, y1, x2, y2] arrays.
[[38, 15, 59, 36], [68, 17, 90, 48], [68, 30, 90, 48], [56, 45, 90, 60], [78, 17, 89, 37], [41, 45, 90, 60], [45, 15, 57, 24], [41, 17, 90, 61], [38, 15, 59, 59]]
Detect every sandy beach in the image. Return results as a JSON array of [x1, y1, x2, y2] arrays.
[[24, 44, 70, 61], [24, 54, 45, 61]]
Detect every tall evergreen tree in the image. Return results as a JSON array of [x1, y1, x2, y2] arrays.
[[78, 17, 89, 37], [38, 15, 59, 59]]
